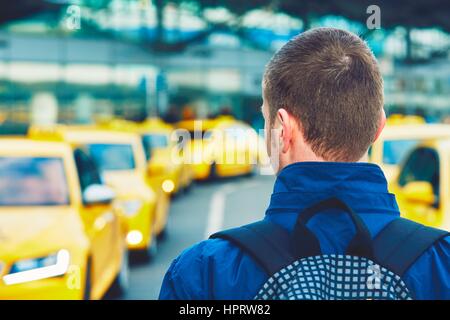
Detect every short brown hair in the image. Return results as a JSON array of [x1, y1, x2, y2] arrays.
[[264, 27, 383, 162]]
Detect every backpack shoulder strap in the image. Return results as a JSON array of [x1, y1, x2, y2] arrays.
[[374, 217, 449, 276], [210, 220, 295, 276]]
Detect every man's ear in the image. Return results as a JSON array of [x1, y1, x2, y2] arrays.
[[276, 108, 293, 153], [374, 109, 386, 142]]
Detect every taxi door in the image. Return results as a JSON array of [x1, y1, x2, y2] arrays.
[[73, 149, 121, 291]]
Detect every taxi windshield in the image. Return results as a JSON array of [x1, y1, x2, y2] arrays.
[[87, 143, 135, 171], [383, 140, 419, 165], [0, 157, 69, 206], [142, 134, 169, 160]]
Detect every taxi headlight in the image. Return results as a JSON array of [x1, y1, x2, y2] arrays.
[[4, 249, 70, 285], [162, 179, 175, 193], [116, 199, 144, 217], [126, 230, 143, 245]]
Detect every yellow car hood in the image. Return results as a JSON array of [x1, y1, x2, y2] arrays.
[[103, 171, 155, 201], [0, 207, 85, 259]]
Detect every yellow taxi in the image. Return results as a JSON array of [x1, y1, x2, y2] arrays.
[[176, 117, 218, 180], [388, 139, 450, 231], [369, 123, 450, 182], [95, 119, 173, 237], [29, 125, 168, 256], [0, 138, 128, 299], [96, 118, 190, 197], [139, 118, 194, 196], [386, 114, 425, 126], [176, 116, 263, 180]]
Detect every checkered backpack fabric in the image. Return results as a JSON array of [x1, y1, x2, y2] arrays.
[[211, 198, 449, 300], [254, 254, 411, 300]]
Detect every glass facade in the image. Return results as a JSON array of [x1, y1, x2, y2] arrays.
[[0, 1, 449, 125]]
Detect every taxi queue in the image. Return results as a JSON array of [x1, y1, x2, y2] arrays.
[[0, 115, 264, 299], [0, 113, 450, 299]]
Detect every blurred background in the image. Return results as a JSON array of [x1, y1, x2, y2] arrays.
[[0, 0, 449, 127], [0, 0, 449, 300]]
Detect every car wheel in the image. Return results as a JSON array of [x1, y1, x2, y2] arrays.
[[83, 260, 92, 300], [247, 163, 258, 177], [183, 181, 193, 194], [145, 233, 158, 261], [209, 162, 217, 180], [108, 247, 130, 298], [157, 218, 169, 241]]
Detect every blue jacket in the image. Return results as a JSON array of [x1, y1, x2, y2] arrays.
[[159, 162, 450, 300]]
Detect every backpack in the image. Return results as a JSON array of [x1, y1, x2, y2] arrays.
[[210, 197, 449, 300]]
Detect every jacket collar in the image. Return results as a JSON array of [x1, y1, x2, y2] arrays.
[[266, 162, 400, 217]]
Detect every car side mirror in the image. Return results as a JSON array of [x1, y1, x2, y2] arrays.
[[83, 184, 116, 205], [401, 181, 435, 205]]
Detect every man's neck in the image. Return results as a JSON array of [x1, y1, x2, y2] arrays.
[[276, 151, 369, 174]]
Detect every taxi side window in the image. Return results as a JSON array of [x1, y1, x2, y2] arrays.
[[73, 148, 102, 193], [398, 147, 440, 197]]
